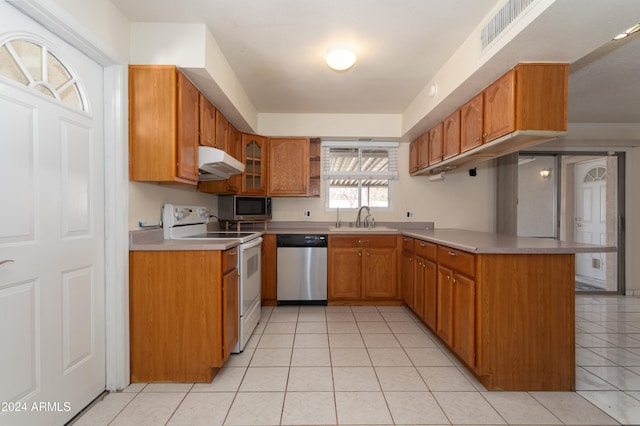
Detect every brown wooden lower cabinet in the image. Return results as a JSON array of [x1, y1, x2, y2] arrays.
[[436, 265, 454, 346], [400, 238, 415, 309], [402, 238, 575, 391], [422, 259, 437, 331], [261, 234, 277, 306], [328, 235, 400, 304], [129, 249, 238, 383]]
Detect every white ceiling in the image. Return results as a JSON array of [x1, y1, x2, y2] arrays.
[[112, 0, 640, 143]]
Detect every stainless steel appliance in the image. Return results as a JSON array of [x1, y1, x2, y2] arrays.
[[162, 204, 262, 353], [276, 234, 328, 305], [218, 195, 272, 221]]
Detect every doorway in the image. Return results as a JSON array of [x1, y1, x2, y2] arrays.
[[517, 153, 623, 293]]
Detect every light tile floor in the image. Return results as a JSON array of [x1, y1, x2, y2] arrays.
[[72, 295, 640, 425]]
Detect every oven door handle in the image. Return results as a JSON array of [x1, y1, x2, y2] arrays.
[[240, 236, 263, 251]]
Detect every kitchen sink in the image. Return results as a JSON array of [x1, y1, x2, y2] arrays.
[[328, 226, 398, 233]]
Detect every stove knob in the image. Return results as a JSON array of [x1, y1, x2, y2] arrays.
[[198, 208, 210, 219], [175, 208, 189, 221]]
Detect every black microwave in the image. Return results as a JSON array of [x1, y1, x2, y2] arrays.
[[218, 195, 272, 221]]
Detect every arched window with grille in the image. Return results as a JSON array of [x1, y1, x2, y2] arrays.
[[0, 34, 89, 113]]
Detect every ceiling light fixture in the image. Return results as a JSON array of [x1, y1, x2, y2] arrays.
[[326, 47, 357, 71], [613, 23, 640, 40]]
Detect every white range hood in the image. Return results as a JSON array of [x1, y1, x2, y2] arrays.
[[198, 146, 245, 181]]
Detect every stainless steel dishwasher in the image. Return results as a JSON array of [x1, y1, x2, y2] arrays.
[[276, 234, 328, 305]]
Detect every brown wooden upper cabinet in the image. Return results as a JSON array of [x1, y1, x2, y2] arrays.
[[409, 132, 429, 173], [242, 133, 268, 195], [483, 69, 516, 142], [409, 62, 568, 176], [226, 124, 242, 193], [484, 63, 568, 143], [442, 110, 461, 160], [409, 139, 419, 174], [129, 65, 199, 184], [460, 92, 484, 153], [268, 138, 310, 196], [215, 109, 229, 152], [428, 123, 443, 165], [199, 93, 216, 148]]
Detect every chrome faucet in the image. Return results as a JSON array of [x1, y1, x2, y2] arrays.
[[355, 206, 370, 228]]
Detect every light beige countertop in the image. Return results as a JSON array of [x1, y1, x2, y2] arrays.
[[129, 223, 613, 254], [403, 228, 616, 254], [264, 221, 433, 235], [129, 228, 244, 251]]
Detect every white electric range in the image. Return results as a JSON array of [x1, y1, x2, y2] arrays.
[[162, 204, 262, 353]]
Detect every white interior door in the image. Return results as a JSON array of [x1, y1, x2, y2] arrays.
[[574, 158, 607, 282], [0, 3, 105, 425]]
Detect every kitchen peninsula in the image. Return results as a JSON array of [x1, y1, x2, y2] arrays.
[[263, 225, 614, 391]]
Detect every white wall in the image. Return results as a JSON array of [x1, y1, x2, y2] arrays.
[[52, 0, 130, 59], [272, 143, 495, 232], [128, 182, 217, 230]]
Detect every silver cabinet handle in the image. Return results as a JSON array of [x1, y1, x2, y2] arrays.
[[0, 260, 15, 266], [448, 251, 457, 257]]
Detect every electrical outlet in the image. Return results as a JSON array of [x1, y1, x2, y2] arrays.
[[406, 211, 414, 220], [303, 210, 311, 218]]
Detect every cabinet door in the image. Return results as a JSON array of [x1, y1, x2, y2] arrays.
[[363, 247, 397, 299], [460, 93, 483, 152], [261, 234, 277, 305], [442, 110, 461, 160], [428, 123, 443, 165], [176, 72, 199, 182], [418, 132, 429, 169], [483, 69, 516, 143], [241, 133, 268, 194], [199, 94, 215, 147], [423, 258, 437, 331], [328, 248, 362, 299], [436, 265, 454, 346], [226, 124, 241, 193], [453, 273, 475, 367], [409, 139, 419, 173], [401, 249, 414, 308], [268, 138, 309, 196], [215, 109, 229, 151], [222, 269, 239, 361], [413, 255, 425, 321]]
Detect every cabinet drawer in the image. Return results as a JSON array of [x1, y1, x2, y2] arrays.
[[437, 245, 475, 278], [330, 235, 398, 249], [415, 239, 437, 261], [402, 236, 414, 252], [222, 248, 239, 273]]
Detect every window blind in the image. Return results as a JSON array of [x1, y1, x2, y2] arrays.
[[321, 141, 399, 181]]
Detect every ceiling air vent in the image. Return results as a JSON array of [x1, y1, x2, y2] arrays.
[[481, 0, 536, 50]]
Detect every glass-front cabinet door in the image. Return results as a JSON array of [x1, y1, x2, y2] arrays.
[[241, 133, 267, 194]]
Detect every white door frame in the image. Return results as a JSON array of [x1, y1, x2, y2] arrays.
[[10, 0, 130, 390]]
